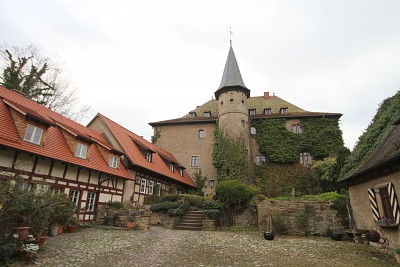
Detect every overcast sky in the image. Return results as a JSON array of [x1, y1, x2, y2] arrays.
[[1, 0, 400, 150]]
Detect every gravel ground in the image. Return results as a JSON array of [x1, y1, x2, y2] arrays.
[[13, 227, 397, 267]]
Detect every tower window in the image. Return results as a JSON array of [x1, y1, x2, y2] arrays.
[[249, 109, 256, 116], [250, 127, 256, 135], [230, 99, 234, 103], [300, 152, 312, 165], [264, 108, 271, 115], [240, 119, 245, 127], [191, 156, 199, 168]]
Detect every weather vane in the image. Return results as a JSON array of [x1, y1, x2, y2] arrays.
[[230, 27, 234, 47]]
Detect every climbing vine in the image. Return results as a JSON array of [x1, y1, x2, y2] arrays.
[[254, 117, 344, 163], [212, 127, 254, 183]]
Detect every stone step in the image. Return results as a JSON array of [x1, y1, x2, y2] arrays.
[[174, 225, 203, 231], [177, 221, 203, 227]]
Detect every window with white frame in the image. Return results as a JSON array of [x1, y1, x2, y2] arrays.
[[70, 190, 80, 209], [24, 124, 43, 145], [299, 152, 312, 166], [198, 129, 205, 139], [249, 109, 256, 116], [292, 125, 303, 134], [191, 156, 199, 168], [250, 127, 256, 135], [87, 192, 96, 211], [178, 168, 183, 176], [264, 108, 271, 115], [75, 143, 88, 159], [140, 178, 147, 194], [145, 152, 152, 163], [109, 156, 119, 168], [368, 183, 400, 225], [189, 112, 196, 118], [280, 107, 288, 114], [156, 182, 161, 196], [203, 111, 211, 117], [149, 180, 154, 195], [51, 187, 62, 195], [169, 164, 174, 172], [255, 155, 266, 165]]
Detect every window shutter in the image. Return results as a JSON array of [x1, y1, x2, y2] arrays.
[[387, 183, 400, 225], [368, 188, 380, 222]]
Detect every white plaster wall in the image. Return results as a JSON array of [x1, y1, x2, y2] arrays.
[[0, 148, 14, 168]]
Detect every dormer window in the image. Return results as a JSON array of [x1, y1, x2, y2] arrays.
[[145, 152, 152, 163], [169, 163, 174, 173], [280, 107, 288, 114], [24, 124, 43, 145], [189, 112, 197, 118], [249, 109, 256, 116], [75, 143, 88, 159], [203, 111, 211, 117], [264, 108, 271, 115], [178, 168, 183, 176], [109, 156, 119, 168]]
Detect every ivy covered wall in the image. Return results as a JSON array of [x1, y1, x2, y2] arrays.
[[253, 117, 344, 163]]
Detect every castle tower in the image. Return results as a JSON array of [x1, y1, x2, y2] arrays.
[[214, 44, 251, 149]]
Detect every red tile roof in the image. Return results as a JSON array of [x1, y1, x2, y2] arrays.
[[0, 86, 131, 179], [94, 114, 196, 188]]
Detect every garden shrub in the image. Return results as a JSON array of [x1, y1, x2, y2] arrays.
[[106, 200, 124, 209], [168, 208, 185, 217], [160, 194, 206, 208], [143, 195, 161, 205], [204, 209, 221, 220]]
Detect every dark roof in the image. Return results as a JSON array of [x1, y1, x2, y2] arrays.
[[214, 46, 250, 100], [342, 122, 400, 183]]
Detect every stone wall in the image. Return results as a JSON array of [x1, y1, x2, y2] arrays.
[[258, 200, 347, 235], [234, 209, 258, 227]]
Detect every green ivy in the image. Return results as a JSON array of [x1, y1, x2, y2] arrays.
[[212, 127, 254, 182], [254, 118, 344, 163]]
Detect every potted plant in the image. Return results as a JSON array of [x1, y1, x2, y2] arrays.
[[48, 194, 75, 236], [67, 217, 78, 233], [126, 215, 137, 229], [20, 243, 39, 262]]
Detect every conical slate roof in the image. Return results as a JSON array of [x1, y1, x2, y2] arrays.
[[215, 45, 250, 100]]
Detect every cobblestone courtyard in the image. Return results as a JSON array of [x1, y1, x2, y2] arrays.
[[21, 227, 397, 267]]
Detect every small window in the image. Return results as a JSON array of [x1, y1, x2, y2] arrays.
[[156, 182, 161, 196], [280, 107, 288, 114], [189, 112, 197, 118], [230, 99, 234, 103], [261, 156, 267, 163], [292, 125, 303, 134], [240, 119, 245, 127], [264, 108, 271, 115], [299, 152, 312, 166], [21, 183, 33, 191], [250, 127, 256, 135], [149, 180, 154, 195], [87, 192, 96, 211], [255, 155, 266, 165], [249, 109, 256, 116], [75, 143, 88, 159], [198, 129, 205, 139], [203, 111, 211, 117], [145, 152, 152, 163], [70, 190, 80, 210], [178, 168, 183, 176], [24, 124, 43, 145], [109, 156, 119, 168], [51, 187, 62, 195], [191, 156, 199, 168], [140, 178, 147, 194], [221, 101, 224, 105], [368, 183, 399, 225], [169, 164, 174, 173]]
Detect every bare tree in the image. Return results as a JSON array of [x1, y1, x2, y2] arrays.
[[0, 44, 91, 122]]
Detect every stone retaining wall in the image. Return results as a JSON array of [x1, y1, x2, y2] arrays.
[[258, 200, 347, 235]]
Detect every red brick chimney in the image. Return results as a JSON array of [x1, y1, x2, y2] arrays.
[[264, 92, 270, 99]]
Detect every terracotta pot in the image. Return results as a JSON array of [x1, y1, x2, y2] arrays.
[[12, 227, 30, 241], [67, 225, 77, 233], [36, 236, 48, 250], [126, 221, 137, 229], [57, 226, 63, 235]]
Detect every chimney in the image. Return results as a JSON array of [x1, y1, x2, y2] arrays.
[[264, 92, 270, 99]]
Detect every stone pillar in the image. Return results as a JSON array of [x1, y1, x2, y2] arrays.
[[202, 219, 216, 231]]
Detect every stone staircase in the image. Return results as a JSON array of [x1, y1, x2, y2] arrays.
[[174, 210, 205, 231]]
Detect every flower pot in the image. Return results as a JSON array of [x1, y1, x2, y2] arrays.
[[57, 226, 63, 235], [126, 221, 137, 229], [331, 233, 342, 241], [67, 225, 78, 233], [12, 227, 30, 241], [49, 226, 58, 237], [36, 236, 48, 250], [263, 232, 275, 240]]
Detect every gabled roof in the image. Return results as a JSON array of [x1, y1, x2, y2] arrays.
[[149, 94, 341, 126], [0, 86, 131, 179], [214, 46, 250, 100], [342, 121, 400, 184], [93, 114, 196, 188]]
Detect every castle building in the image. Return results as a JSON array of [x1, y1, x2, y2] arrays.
[[150, 44, 342, 195]]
